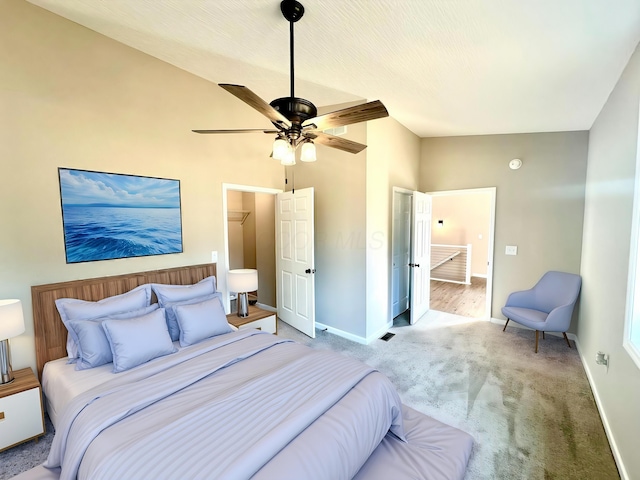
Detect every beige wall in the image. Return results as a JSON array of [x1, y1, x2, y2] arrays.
[[431, 193, 491, 276], [255, 193, 276, 307], [227, 191, 245, 269], [291, 103, 369, 337], [420, 132, 589, 325], [367, 117, 420, 338], [579, 43, 640, 479], [242, 192, 257, 269], [0, 1, 286, 372]]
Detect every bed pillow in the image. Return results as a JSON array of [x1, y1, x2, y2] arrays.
[[55, 284, 153, 360], [102, 308, 176, 373], [68, 304, 160, 371], [174, 296, 233, 347], [163, 292, 223, 341], [151, 276, 217, 306]]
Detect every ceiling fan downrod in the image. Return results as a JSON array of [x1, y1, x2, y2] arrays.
[[281, 0, 303, 100], [269, 0, 317, 137]]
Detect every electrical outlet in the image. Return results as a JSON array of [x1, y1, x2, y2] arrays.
[[596, 351, 609, 367], [505, 245, 518, 255]]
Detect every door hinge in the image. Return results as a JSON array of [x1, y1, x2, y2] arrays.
[[305, 268, 316, 274]]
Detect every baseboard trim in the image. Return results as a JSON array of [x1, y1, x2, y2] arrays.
[[472, 273, 488, 279], [573, 338, 629, 480], [315, 322, 367, 345], [255, 303, 276, 313], [431, 277, 471, 285]]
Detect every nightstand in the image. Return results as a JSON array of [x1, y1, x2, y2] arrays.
[[227, 305, 277, 334], [0, 367, 45, 452]]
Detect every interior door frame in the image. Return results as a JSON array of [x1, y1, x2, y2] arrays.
[[426, 186, 496, 320], [222, 183, 283, 314]]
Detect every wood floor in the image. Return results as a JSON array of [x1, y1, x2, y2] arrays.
[[430, 276, 486, 318]]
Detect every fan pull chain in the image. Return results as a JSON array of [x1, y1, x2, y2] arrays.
[[284, 166, 294, 193]]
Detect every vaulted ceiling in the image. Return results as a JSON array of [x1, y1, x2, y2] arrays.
[[27, 0, 640, 137]]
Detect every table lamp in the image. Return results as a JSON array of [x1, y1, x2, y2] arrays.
[[0, 299, 25, 385], [228, 269, 258, 318]]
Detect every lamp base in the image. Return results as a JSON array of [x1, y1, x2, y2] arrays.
[[0, 339, 15, 385], [237, 292, 250, 318]]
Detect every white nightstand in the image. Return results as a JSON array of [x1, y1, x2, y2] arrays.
[[227, 305, 277, 334], [0, 367, 45, 452]]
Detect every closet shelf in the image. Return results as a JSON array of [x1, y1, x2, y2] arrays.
[[228, 210, 251, 225]]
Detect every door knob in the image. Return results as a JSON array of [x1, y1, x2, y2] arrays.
[[305, 268, 316, 274]]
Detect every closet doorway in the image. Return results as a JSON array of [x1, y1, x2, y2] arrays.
[[222, 184, 281, 314]]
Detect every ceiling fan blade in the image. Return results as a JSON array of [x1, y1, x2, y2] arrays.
[[219, 84, 291, 128], [192, 129, 279, 134], [306, 132, 367, 154], [303, 100, 388, 131]]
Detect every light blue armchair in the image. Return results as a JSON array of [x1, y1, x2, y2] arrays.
[[501, 271, 582, 353]]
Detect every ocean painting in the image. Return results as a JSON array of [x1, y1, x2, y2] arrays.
[[58, 168, 183, 263]]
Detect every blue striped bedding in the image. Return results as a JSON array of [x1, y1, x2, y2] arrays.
[[44, 329, 406, 480]]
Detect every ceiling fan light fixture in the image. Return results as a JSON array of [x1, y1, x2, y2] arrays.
[[272, 137, 288, 161], [280, 144, 296, 166], [300, 141, 316, 162]]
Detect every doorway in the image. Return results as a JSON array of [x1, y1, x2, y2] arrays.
[[222, 184, 281, 314], [391, 188, 432, 325], [428, 187, 496, 320], [391, 187, 495, 324], [222, 183, 317, 338]]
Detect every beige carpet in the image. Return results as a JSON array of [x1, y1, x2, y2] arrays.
[[277, 311, 619, 480]]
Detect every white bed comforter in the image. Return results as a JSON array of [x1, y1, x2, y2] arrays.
[[45, 330, 406, 480]]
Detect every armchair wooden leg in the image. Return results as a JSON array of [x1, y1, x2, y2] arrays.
[[535, 330, 539, 353], [503, 319, 510, 332], [563, 332, 572, 348], [542, 331, 545, 340]]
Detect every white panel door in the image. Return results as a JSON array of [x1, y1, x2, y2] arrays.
[[410, 191, 432, 324], [276, 187, 315, 338]]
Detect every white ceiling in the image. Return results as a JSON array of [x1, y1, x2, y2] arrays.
[[27, 0, 640, 138]]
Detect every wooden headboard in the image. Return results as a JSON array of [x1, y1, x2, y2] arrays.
[[31, 263, 217, 380]]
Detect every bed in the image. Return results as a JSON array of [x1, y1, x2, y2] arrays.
[[17, 263, 472, 480]]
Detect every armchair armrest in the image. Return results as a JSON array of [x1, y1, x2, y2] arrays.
[[544, 301, 576, 332], [504, 288, 537, 309]]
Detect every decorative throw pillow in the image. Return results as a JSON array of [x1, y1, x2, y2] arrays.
[[55, 284, 153, 360], [151, 276, 217, 306], [163, 292, 223, 341], [68, 304, 159, 370], [174, 296, 233, 347], [102, 308, 176, 373]]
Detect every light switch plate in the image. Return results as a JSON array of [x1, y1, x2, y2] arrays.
[[211, 251, 218, 263], [505, 245, 518, 256]]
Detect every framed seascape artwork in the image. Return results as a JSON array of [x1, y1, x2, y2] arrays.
[[58, 168, 183, 263]]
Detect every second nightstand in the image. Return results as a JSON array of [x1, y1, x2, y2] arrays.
[[227, 305, 277, 334]]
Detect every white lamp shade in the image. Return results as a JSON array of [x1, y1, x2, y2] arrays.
[[228, 269, 258, 293], [0, 299, 25, 340], [272, 138, 288, 161], [300, 142, 317, 162], [280, 145, 296, 166]]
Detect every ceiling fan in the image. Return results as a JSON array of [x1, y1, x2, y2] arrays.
[[192, 0, 389, 165]]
